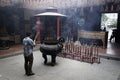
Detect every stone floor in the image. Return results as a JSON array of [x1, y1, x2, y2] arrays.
[[0, 50, 120, 80], [0, 41, 120, 80]]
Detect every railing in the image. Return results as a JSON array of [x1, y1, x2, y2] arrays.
[[59, 42, 100, 64]]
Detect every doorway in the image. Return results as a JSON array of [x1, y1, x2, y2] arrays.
[[101, 13, 118, 42]]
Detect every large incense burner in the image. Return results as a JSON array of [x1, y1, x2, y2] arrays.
[[39, 38, 64, 66], [35, 8, 66, 66]]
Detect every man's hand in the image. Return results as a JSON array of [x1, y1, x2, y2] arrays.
[[33, 40, 36, 47]]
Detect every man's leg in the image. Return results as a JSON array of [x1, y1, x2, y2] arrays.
[[29, 54, 33, 73], [27, 54, 34, 76], [24, 56, 29, 75]]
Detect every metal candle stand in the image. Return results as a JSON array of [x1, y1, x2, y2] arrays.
[[59, 42, 100, 64]]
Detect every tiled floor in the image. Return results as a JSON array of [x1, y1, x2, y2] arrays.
[[0, 41, 120, 56], [0, 50, 120, 80], [98, 42, 120, 56], [0, 44, 23, 55]]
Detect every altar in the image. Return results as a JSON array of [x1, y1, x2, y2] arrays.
[[78, 30, 108, 48]]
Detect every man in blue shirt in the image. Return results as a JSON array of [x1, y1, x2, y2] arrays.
[[23, 32, 35, 76]]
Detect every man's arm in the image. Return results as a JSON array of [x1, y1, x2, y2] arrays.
[[29, 39, 36, 47]]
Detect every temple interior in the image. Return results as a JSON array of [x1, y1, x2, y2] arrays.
[[0, 0, 120, 56], [0, 0, 120, 80]]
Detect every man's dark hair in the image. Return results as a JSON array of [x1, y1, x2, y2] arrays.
[[26, 32, 32, 37]]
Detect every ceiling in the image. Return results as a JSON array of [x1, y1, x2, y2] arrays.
[[0, 0, 120, 10]]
